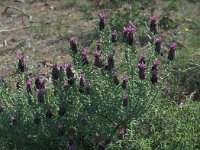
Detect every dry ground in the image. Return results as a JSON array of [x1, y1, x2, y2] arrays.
[[0, 0, 99, 78]]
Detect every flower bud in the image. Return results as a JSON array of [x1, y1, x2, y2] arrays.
[[113, 72, 119, 85], [151, 60, 160, 71], [17, 54, 25, 72], [37, 89, 46, 103], [151, 69, 158, 84], [70, 36, 78, 53], [123, 23, 136, 45], [66, 64, 74, 79], [155, 36, 162, 54], [106, 54, 114, 70], [122, 76, 128, 89], [52, 64, 59, 80], [35, 75, 45, 89], [99, 12, 108, 31], [94, 50, 103, 68], [81, 48, 89, 65], [138, 62, 147, 80], [80, 72, 85, 87], [168, 42, 176, 60], [84, 81, 91, 94], [150, 16, 157, 34], [26, 78, 32, 94], [122, 94, 129, 107], [111, 30, 118, 43]]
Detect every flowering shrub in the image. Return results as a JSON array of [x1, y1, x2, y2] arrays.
[[0, 12, 177, 149]]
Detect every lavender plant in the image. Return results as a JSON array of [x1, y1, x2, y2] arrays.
[[0, 12, 176, 149]]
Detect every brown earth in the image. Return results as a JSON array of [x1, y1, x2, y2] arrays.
[[0, 0, 99, 78], [0, 0, 199, 84]]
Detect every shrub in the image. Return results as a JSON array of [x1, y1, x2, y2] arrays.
[[0, 12, 177, 149]]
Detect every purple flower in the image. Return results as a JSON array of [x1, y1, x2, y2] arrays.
[[99, 12, 108, 31], [81, 48, 88, 58], [35, 75, 45, 89], [118, 128, 126, 140], [123, 94, 129, 107], [94, 50, 103, 67], [0, 101, 4, 113], [69, 138, 76, 150], [150, 16, 157, 33], [26, 78, 32, 94], [111, 30, 118, 43], [106, 54, 115, 70], [123, 23, 136, 45], [123, 23, 136, 34], [35, 75, 41, 89], [80, 114, 88, 126], [37, 89, 46, 103], [58, 105, 66, 116], [40, 80, 45, 89], [168, 42, 176, 60], [66, 64, 75, 85], [151, 69, 158, 84], [151, 60, 161, 71], [58, 124, 65, 136], [81, 48, 89, 65], [138, 62, 147, 80], [17, 54, 25, 72], [113, 72, 119, 85], [122, 76, 128, 89], [46, 108, 53, 119], [66, 64, 74, 79], [11, 115, 17, 124], [70, 36, 78, 53], [98, 140, 106, 150], [80, 72, 85, 87], [52, 64, 59, 80], [34, 115, 41, 125], [139, 56, 146, 64], [155, 36, 162, 54]]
